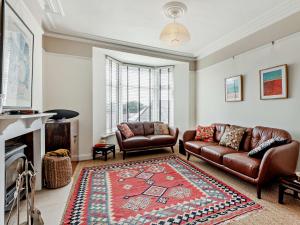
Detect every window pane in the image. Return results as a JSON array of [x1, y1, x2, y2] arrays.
[[111, 61, 118, 131], [160, 68, 169, 123], [127, 66, 139, 122], [120, 65, 128, 122], [169, 67, 174, 126], [140, 68, 150, 121], [151, 69, 159, 121], [106, 59, 111, 133]]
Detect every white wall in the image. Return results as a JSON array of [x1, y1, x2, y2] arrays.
[[196, 32, 300, 170], [43, 52, 93, 160], [173, 64, 196, 136], [92, 48, 107, 144]]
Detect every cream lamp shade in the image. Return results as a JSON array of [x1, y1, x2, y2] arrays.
[[160, 22, 190, 47]]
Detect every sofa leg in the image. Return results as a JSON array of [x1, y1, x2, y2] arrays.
[[187, 153, 190, 161], [257, 184, 262, 199], [171, 146, 174, 153], [123, 151, 126, 160]]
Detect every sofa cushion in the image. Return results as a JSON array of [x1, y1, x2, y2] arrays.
[[125, 122, 145, 136], [143, 122, 155, 135], [250, 126, 292, 150], [248, 138, 288, 158], [223, 152, 261, 178], [201, 145, 237, 164], [154, 122, 169, 135], [117, 124, 134, 139], [211, 123, 228, 142], [122, 136, 151, 149], [219, 126, 246, 150], [185, 141, 218, 155], [147, 135, 175, 146], [195, 125, 215, 142]]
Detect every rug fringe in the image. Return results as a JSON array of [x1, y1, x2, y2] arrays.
[[219, 207, 264, 225]]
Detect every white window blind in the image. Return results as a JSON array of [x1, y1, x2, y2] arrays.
[[106, 57, 174, 134]]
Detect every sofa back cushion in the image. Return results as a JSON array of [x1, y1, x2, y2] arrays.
[[231, 125, 253, 151], [211, 123, 229, 142], [124, 122, 145, 136], [143, 122, 155, 135], [250, 126, 292, 150]]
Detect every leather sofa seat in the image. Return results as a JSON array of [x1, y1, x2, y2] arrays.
[[223, 152, 261, 178], [116, 122, 179, 159], [201, 145, 237, 164], [122, 136, 151, 149], [147, 135, 176, 146], [184, 141, 218, 155]]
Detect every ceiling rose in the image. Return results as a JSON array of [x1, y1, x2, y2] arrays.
[[160, 1, 190, 47]]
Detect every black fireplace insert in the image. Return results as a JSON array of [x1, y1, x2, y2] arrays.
[[5, 143, 27, 211]]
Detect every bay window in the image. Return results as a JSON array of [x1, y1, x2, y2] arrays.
[[106, 56, 174, 134]]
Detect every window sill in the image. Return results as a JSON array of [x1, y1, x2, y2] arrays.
[[101, 132, 115, 139]]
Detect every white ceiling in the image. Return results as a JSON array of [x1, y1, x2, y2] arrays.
[[30, 0, 300, 57]]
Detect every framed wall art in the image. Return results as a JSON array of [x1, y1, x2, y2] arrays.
[[225, 75, 243, 102], [260, 64, 288, 100], [1, 1, 34, 109]]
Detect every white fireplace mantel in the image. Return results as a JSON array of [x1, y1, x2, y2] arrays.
[[0, 113, 55, 223]]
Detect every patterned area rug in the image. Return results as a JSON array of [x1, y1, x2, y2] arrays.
[[62, 156, 262, 225]]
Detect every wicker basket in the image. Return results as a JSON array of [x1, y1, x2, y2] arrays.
[[43, 155, 72, 189]]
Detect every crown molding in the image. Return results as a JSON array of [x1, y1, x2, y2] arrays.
[[44, 30, 196, 61], [37, 0, 65, 16], [196, 0, 300, 59]]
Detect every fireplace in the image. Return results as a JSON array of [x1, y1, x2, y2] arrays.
[[5, 143, 27, 211]]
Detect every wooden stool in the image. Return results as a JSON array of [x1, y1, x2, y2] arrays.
[[43, 155, 72, 188]]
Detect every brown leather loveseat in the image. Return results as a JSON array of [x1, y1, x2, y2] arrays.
[[183, 123, 299, 199], [116, 122, 179, 159]]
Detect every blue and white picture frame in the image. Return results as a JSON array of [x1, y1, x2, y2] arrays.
[[225, 75, 243, 102], [2, 1, 34, 109]]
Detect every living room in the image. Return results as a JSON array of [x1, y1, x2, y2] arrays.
[[1, 0, 300, 224]]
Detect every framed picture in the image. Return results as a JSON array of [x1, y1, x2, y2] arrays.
[[260, 64, 288, 100], [1, 1, 34, 109], [225, 75, 243, 102]]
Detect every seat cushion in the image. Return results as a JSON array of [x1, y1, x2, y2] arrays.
[[122, 136, 151, 149], [185, 141, 218, 155], [147, 135, 175, 146], [223, 152, 261, 178], [201, 145, 237, 164]]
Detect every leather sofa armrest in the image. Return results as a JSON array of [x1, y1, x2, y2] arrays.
[[115, 130, 124, 151], [169, 126, 179, 141], [257, 140, 300, 184], [183, 130, 196, 143]]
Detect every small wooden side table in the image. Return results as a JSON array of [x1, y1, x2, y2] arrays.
[[278, 176, 300, 204], [93, 144, 115, 161]]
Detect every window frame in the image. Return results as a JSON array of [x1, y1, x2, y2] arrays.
[[105, 56, 174, 134]]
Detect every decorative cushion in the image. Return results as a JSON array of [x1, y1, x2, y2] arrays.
[[154, 122, 169, 135], [117, 124, 134, 139], [248, 138, 287, 158], [195, 125, 215, 142], [219, 126, 246, 150]]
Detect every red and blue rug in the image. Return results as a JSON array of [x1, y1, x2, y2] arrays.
[[62, 156, 261, 224]]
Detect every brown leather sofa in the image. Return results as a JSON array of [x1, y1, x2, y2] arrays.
[[183, 123, 299, 199], [116, 122, 179, 159]]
